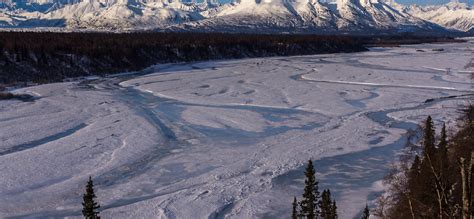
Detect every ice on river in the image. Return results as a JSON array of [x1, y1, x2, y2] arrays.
[[1, 40, 473, 219]]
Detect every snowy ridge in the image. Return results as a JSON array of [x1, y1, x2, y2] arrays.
[[0, 0, 218, 29], [0, 0, 464, 33], [395, 0, 474, 32], [175, 0, 439, 33]]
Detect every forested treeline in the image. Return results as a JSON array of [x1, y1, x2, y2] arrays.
[[290, 105, 474, 219], [379, 105, 474, 218], [0, 32, 459, 85], [0, 32, 366, 85]]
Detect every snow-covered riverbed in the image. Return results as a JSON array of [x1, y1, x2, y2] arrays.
[[1, 40, 473, 219]]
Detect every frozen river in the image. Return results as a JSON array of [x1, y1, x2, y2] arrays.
[[0, 40, 473, 218]]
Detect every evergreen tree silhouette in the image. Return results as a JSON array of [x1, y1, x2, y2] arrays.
[[419, 116, 441, 218], [320, 189, 332, 219], [292, 197, 299, 219], [438, 123, 449, 172], [330, 200, 337, 219], [361, 204, 370, 219], [423, 116, 436, 157], [82, 176, 100, 219], [299, 160, 320, 219]]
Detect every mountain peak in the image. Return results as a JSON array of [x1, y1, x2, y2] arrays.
[[0, 0, 471, 33], [445, 0, 468, 10], [403, 0, 473, 32]]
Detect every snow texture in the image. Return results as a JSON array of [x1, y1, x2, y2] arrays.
[[396, 0, 474, 32], [0, 39, 473, 218]]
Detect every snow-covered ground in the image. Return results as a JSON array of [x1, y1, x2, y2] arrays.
[[1, 40, 473, 219]]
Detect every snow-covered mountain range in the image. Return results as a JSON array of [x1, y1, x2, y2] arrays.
[[0, 0, 472, 33], [396, 0, 474, 33]]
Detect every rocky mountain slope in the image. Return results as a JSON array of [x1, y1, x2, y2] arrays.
[[176, 0, 440, 33], [395, 0, 474, 33], [0, 0, 472, 33]]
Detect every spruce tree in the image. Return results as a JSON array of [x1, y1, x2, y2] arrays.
[[82, 176, 100, 219], [408, 155, 421, 185], [437, 122, 452, 217], [419, 116, 441, 218], [299, 160, 320, 219], [292, 197, 299, 219], [361, 204, 370, 219], [438, 123, 448, 151], [320, 189, 337, 219], [320, 189, 332, 219], [437, 123, 450, 185], [423, 116, 436, 157], [438, 123, 449, 171], [331, 200, 337, 219]]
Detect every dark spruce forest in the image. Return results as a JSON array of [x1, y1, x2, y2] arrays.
[[0, 32, 460, 86]]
